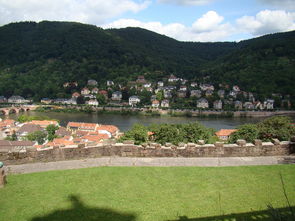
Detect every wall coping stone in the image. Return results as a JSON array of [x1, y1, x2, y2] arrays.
[[262, 142, 274, 146], [245, 143, 255, 147], [177, 146, 186, 150], [224, 144, 239, 148], [161, 146, 171, 150], [203, 144, 215, 148]]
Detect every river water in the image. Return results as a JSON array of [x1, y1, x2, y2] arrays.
[[6, 112, 265, 131]]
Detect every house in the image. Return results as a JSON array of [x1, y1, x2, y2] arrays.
[[152, 100, 160, 108], [217, 90, 225, 98], [17, 124, 43, 137], [161, 99, 169, 108], [67, 122, 100, 132], [190, 82, 198, 87], [150, 95, 157, 101], [200, 84, 214, 91], [168, 74, 179, 82], [248, 92, 255, 102], [244, 102, 254, 110], [0, 96, 7, 103], [190, 90, 202, 98], [197, 98, 209, 109], [164, 90, 172, 99], [54, 98, 68, 104], [41, 98, 52, 104], [143, 82, 152, 88], [63, 82, 78, 88], [97, 125, 120, 138], [112, 91, 122, 101], [136, 76, 146, 84], [144, 87, 153, 92], [66, 98, 77, 105], [87, 79, 98, 86], [264, 99, 274, 110], [158, 81, 164, 87], [232, 85, 240, 92], [215, 129, 237, 141], [81, 88, 90, 96], [91, 88, 99, 94], [55, 127, 71, 137], [72, 92, 80, 98], [234, 101, 243, 110], [0, 140, 35, 152], [179, 85, 187, 91], [99, 90, 108, 99], [213, 100, 222, 110], [8, 96, 27, 104], [177, 90, 186, 98], [86, 99, 99, 106], [229, 90, 237, 98], [254, 101, 264, 110], [205, 90, 213, 97], [46, 136, 77, 148], [129, 96, 140, 106], [107, 80, 114, 86]]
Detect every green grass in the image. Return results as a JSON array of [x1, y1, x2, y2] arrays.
[[0, 165, 295, 221]]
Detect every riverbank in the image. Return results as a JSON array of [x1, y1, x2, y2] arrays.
[[35, 105, 295, 118]]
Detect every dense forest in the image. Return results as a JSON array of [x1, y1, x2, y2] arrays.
[[0, 21, 294, 101]]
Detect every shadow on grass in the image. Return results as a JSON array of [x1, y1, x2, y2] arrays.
[[168, 206, 295, 221], [31, 195, 137, 221]]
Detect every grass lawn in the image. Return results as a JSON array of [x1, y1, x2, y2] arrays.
[[0, 165, 295, 221]]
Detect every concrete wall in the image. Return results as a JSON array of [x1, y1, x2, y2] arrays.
[[0, 139, 294, 165]]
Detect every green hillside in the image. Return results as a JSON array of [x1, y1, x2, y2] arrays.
[[0, 21, 294, 101]]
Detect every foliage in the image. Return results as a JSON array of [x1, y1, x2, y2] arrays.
[[229, 124, 259, 143], [230, 116, 295, 142], [119, 123, 148, 145], [96, 94, 106, 105], [26, 131, 47, 144], [0, 21, 294, 102], [120, 121, 215, 145], [4, 131, 17, 141], [17, 114, 56, 123], [257, 116, 295, 141], [46, 124, 59, 141]]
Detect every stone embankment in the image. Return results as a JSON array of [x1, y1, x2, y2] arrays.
[[0, 138, 294, 165]]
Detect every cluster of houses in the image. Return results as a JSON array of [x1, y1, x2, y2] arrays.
[[0, 117, 120, 149], [0, 96, 31, 104], [52, 75, 278, 110], [2, 75, 291, 110]]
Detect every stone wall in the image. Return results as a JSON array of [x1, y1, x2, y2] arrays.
[[0, 139, 294, 165]]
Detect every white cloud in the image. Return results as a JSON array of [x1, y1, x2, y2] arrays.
[[192, 11, 224, 32], [0, 0, 150, 25], [237, 10, 295, 36], [157, 0, 214, 6], [103, 11, 235, 42], [257, 0, 295, 10]]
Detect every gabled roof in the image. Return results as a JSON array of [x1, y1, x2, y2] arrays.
[[18, 124, 43, 134], [215, 129, 237, 137]]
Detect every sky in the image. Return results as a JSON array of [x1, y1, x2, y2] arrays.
[[0, 0, 294, 42]]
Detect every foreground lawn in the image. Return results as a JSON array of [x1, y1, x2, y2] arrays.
[[0, 165, 295, 221]]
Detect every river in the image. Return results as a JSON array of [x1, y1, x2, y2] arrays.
[[5, 111, 267, 131]]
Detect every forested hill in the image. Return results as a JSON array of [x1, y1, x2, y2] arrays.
[[0, 21, 294, 101]]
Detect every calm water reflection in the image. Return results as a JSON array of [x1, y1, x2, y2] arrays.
[[6, 112, 265, 131]]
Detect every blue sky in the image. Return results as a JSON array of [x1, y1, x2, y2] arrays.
[[0, 0, 294, 42]]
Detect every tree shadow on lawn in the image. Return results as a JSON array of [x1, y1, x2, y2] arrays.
[[31, 195, 137, 221], [167, 206, 295, 221]]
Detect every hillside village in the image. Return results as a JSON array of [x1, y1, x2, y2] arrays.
[[0, 74, 292, 110], [0, 118, 120, 150]]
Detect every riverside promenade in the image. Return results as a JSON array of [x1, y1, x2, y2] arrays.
[[5, 156, 295, 174]]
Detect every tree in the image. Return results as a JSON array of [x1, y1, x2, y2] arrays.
[[26, 131, 47, 144], [96, 94, 106, 105], [119, 124, 148, 145], [76, 96, 85, 105], [156, 91, 163, 101], [229, 124, 259, 143], [46, 124, 59, 141], [257, 116, 295, 141]]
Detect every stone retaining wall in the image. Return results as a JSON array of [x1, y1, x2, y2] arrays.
[[0, 139, 294, 165]]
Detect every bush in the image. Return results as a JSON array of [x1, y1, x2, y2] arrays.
[[229, 124, 259, 143]]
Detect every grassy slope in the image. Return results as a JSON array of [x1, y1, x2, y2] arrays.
[[0, 165, 295, 221]]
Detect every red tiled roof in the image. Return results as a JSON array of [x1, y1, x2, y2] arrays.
[[96, 125, 119, 134], [215, 129, 237, 137]]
